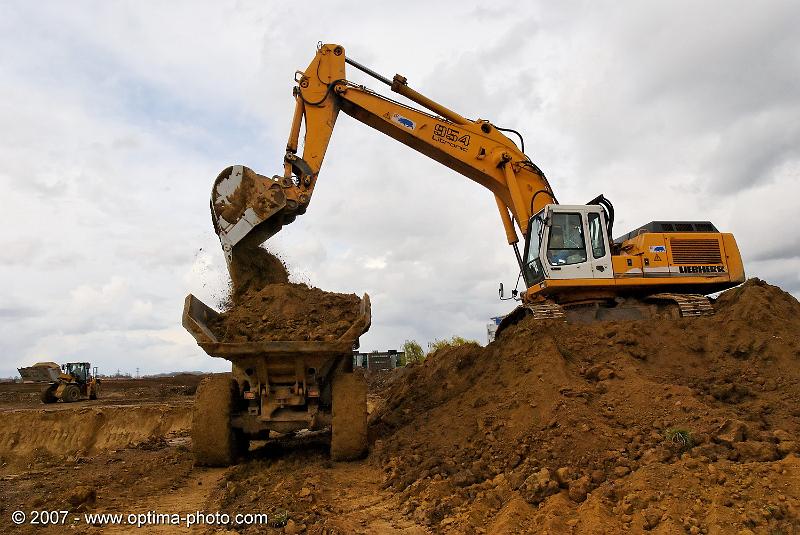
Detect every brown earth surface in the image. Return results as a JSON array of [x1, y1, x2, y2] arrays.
[[365, 278, 800, 533], [0, 374, 203, 409], [2, 279, 800, 534], [207, 245, 362, 342], [0, 376, 424, 534]]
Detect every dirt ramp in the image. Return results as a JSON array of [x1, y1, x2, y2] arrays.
[[0, 405, 191, 464], [368, 279, 800, 533]]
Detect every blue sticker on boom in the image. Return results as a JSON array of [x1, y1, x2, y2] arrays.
[[391, 114, 415, 130]]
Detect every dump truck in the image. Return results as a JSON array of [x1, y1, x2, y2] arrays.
[[18, 362, 100, 403], [182, 293, 371, 465]]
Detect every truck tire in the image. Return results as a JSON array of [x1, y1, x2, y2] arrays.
[[192, 374, 239, 466], [62, 384, 81, 403], [330, 372, 368, 461], [41, 385, 57, 404]]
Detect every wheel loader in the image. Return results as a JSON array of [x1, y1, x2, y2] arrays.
[[185, 43, 747, 465], [18, 362, 100, 403]]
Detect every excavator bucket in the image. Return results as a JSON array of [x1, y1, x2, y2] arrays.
[[211, 165, 289, 263]]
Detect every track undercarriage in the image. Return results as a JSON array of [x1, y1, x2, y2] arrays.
[[496, 293, 715, 338]]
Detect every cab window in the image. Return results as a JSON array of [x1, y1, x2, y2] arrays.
[[588, 212, 606, 259], [523, 215, 545, 284], [547, 213, 587, 265]]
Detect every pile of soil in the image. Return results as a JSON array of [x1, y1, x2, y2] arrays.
[[208, 283, 362, 342], [364, 278, 800, 533], [208, 244, 361, 342]]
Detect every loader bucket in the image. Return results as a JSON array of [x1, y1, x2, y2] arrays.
[[211, 165, 289, 263], [18, 362, 61, 383]]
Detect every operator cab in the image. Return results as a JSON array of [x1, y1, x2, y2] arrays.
[[522, 203, 614, 287], [62, 362, 91, 383]]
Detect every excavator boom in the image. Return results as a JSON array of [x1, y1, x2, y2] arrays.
[[211, 43, 555, 264], [212, 43, 745, 316]]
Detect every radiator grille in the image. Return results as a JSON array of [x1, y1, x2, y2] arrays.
[[670, 238, 722, 264]]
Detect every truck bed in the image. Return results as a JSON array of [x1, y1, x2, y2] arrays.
[[182, 293, 371, 360]]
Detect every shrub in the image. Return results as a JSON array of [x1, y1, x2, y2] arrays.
[[428, 335, 480, 355], [400, 340, 425, 366]]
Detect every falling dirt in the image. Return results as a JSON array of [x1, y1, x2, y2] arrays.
[[209, 242, 361, 342], [361, 278, 800, 533], [229, 244, 290, 300]]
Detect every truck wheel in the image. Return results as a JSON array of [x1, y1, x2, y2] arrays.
[[41, 386, 58, 404], [330, 372, 368, 461], [62, 384, 81, 403], [192, 374, 239, 466]]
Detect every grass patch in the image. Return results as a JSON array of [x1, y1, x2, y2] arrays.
[[269, 509, 289, 528], [665, 428, 695, 450]]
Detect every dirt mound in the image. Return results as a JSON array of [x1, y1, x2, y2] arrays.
[[209, 243, 361, 342], [208, 283, 361, 342], [367, 279, 800, 533]]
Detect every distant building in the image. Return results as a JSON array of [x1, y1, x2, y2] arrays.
[[487, 316, 505, 344], [353, 350, 403, 371]]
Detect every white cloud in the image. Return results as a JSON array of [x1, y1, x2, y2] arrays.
[[364, 256, 388, 271]]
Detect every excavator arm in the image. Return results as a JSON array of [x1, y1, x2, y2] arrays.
[[210, 42, 746, 322], [212, 43, 556, 266]]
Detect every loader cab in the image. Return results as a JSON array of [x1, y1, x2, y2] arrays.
[[62, 362, 90, 383], [522, 205, 614, 287]]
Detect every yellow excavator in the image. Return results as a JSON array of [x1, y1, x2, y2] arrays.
[[211, 43, 745, 328]]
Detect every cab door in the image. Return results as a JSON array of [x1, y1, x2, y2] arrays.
[[587, 210, 613, 279], [543, 211, 591, 280]]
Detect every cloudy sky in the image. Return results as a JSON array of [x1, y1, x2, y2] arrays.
[[1, 1, 798, 377]]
